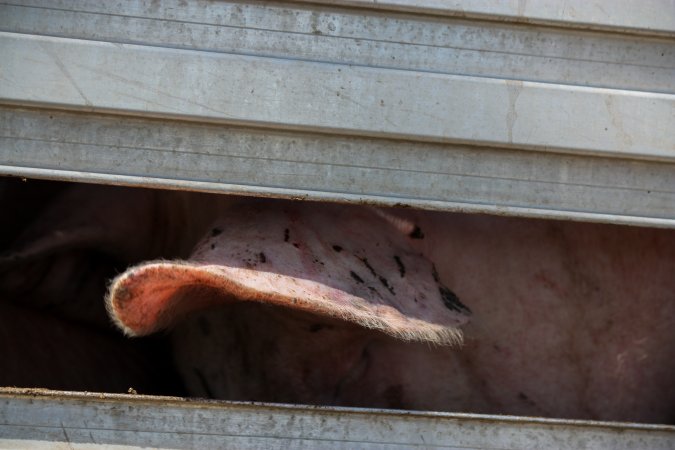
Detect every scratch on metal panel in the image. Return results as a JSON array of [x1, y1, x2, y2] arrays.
[[40, 42, 93, 107], [506, 79, 523, 143]]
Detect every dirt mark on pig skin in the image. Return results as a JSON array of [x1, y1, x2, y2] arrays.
[[394, 255, 405, 277], [409, 226, 424, 239], [379, 275, 395, 296], [518, 391, 538, 409], [357, 257, 395, 296], [350, 271, 364, 284], [431, 264, 440, 282], [359, 257, 377, 278], [439, 286, 471, 314]]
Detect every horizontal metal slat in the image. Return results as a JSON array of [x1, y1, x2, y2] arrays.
[[1, 32, 673, 160], [0, 0, 674, 226], [3, 106, 675, 227], [2, 1, 673, 93], [300, 0, 675, 36], [1, 389, 673, 449]]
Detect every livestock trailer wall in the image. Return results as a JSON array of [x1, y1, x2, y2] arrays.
[[1, 0, 674, 448]]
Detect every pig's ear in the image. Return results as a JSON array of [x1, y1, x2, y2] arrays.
[[107, 202, 471, 346]]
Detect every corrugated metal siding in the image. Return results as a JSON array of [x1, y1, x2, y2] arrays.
[[1, 389, 674, 449], [1, 2, 675, 447], [0, 0, 674, 226]]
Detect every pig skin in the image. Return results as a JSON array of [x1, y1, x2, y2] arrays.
[[0, 183, 234, 328], [0, 182, 222, 394], [2, 181, 674, 423], [402, 211, 675, 422], [108, 201, 470, 344], [111, 199, 675, 424], [0, 301, 182, 395]]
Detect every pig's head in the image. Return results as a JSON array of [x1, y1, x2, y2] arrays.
[[106, 200, 471, 406]]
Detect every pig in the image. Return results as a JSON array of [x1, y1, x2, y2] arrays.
[[0, 180, 222, 394], [0, 182, 232, 328], [2, 180, 674, 424], [106, 195, 675, 424]]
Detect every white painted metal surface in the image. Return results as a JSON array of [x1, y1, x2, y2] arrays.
[[3, 106, 675, 228], [3, 1, 673, 93], [2, 32, 673, 159], [0, 389, 673, 449], [0, 0, 674, 228], [301, 0, 675, 36]]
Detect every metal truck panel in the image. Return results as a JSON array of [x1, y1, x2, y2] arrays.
[[1, 1, 674, 226], [1, 389, 674, 449]]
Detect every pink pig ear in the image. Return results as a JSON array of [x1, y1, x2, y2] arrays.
[[107, 202, 471, 346]]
